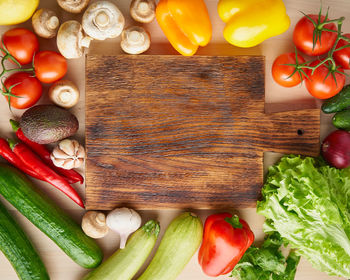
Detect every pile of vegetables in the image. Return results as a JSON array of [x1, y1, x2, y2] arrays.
[[257, 155, 350, 278]]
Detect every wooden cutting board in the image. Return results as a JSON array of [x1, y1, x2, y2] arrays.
[[85, 55, 320, 210]]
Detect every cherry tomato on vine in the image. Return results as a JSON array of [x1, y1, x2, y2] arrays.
[[1, 28, 39, 65], [2, 72, 42, 109], [272, 52, 306, 87], [33, 51, 67, 83], [305, 60, 345, 99], [293, 14, 337, 56], [333, 33, 350, 69]]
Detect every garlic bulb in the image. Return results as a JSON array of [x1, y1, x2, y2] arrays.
[[51, 139, 85, 170]]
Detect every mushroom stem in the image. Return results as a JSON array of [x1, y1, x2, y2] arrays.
[[96, 213, 106, 226], [81, 36, 93, 48], [47, 16, 59, 30], [95, 10, 110, 27]]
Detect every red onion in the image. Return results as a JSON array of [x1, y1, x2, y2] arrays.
[[321, 130, 350, 169]]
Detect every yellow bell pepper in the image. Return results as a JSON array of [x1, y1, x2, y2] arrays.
[[0, 0, 39, 25], [156, 0, 212, 56], [218, 0, 290, 48]]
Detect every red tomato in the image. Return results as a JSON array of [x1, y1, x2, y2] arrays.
[[3, 72, 42, 109], [33, 51, 67, 83], [293, 14, 337, 56], [333, 34, 350, 69], [1, 28, 39, 65], [272, 52, 306, 87], [305, 60, 345, 99]]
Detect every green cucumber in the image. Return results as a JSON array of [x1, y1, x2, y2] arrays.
[[138, 212, 203, 280], [322, 84, 350, 113], [83, 220, 160, 280], [333, 109, 350, 130], [0, 163, 103, 269], [0, 200, 49, 280]]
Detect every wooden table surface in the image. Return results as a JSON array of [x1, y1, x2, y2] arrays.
[[0, 0, 348, 279]]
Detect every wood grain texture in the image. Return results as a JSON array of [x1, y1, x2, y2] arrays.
[[85, 55, 320, 210]]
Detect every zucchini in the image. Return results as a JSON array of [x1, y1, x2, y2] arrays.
[[0, 163, 103, 269], [0, 200, 49, 280], [333, 109, 350, 130], [322, 84, 350, 113], [138, 212, 203, 280], [83, 220, 160, 280]]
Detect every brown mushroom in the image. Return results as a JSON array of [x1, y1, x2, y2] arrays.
[[57, 0, 90, 14], [32, 8, 60, 38], [82, 211, 109, 239], [130, 0, 156, 23], [49, 79, 80, 108], [121, 26, 150, 55], [57, 20, 93, 59]]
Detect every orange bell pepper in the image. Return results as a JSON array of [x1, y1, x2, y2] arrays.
[[156, 0, 212, 56]]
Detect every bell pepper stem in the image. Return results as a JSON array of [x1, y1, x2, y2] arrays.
[[225, 215, 243, 229]]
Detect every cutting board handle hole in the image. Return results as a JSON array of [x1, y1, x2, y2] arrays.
[[297, 129, 304, 136]]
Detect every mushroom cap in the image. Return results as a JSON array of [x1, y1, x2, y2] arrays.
[[82, 1, 125, 40], [32, 8, 60, 39], [121, 26, 150, 55], [49, 79, 80, 108], [57, 0, 90, 13], [82, 211, 109, 239], [130, 0, 156, 23], [57, 20, 92, 59]]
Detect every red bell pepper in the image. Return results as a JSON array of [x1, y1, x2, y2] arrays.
[[198, 212, 254, 276]]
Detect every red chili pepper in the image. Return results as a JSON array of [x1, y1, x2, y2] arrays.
[[0, 138, 43, 180], [198, 213, 254, 276], [10, 119, 84, 184], [9, 139, 84, 208]]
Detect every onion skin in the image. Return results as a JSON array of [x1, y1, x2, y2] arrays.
[[321, 130, 350, 169]]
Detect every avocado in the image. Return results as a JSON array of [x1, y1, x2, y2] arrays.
[[20, 105, 79, 144]]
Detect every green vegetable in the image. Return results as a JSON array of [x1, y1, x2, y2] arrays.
[[138, 212, 203, 280], [257, 155, 350, 278], [0, 163, 103, 269], [333, 108, 350, 130], [231, 232, 300, 280], [0, 199, 49, 280], [83, 220, 160, 280], [322, 84, 350, 113]]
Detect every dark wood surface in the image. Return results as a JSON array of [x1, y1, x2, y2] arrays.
[[85, 55, 320, 210]]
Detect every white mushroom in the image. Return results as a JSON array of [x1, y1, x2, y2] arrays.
[[51, 139, 85, 170], [82, 211, 109, 239], [57, 20, 93, 59], [32, 9, 60, 39], [82, 1, 125, 40], [57, 0, 90, 13], [106, 207, 141, 249], [130, 0, 156, 23], [49, 79, 80, 108], [121, 26, 150, 55]]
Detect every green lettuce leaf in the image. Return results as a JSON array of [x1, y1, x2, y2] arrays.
[[231, 232, 300, 280], [257, 155, 350, 278]]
